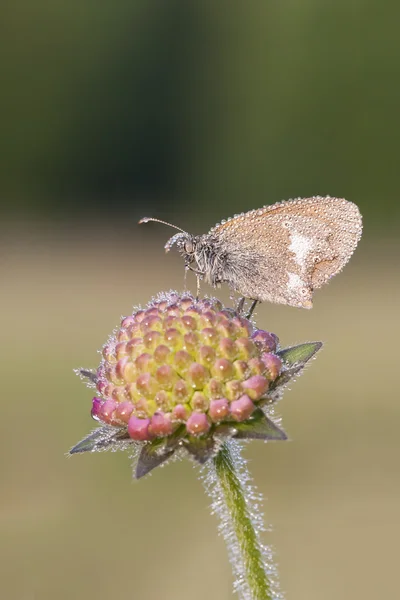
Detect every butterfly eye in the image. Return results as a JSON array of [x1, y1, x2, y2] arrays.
[[184, 240, 195, 254]]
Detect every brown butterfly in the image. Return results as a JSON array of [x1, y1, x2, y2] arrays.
[[140, 196, 362, 312]]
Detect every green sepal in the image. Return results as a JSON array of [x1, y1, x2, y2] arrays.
[[135, 441, 176, 479], [272, 341, 323, 389], [277, 342, 322, 367], [231, 408, 287, 440], [183, 435, 217, 463], [69, 426, 130, 454], [135, 426, 185, 478], [77, 368, 98, 384]]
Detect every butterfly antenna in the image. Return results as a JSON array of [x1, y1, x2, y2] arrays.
[[138, 217, 186, 234]]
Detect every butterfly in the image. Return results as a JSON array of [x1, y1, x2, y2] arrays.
[[140, 196, 362, 312]]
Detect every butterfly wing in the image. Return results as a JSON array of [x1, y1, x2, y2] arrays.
[[208, 196, 362, 308]]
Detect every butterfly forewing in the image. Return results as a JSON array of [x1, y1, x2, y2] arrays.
[[208, 197, 362, 308]]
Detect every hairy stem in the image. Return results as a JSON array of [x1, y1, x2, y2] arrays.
[[202, 441, 282, 600]]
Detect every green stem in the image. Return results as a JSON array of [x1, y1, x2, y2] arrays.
[[203, 441, 280, 600]]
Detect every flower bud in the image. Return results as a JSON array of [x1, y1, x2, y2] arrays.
[[80, 292, 283, 449]]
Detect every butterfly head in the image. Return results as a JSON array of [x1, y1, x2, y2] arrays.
[[164, 232, 201, 270], [138, 217, 204, 271]]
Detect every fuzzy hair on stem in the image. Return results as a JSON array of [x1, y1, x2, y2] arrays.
[[201, 441, 283, 600]]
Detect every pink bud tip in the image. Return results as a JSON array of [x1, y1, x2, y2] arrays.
[[136, 373, 158, 398], [115, 356, 129, 378], [164, 315, 178, 329], [157, 300, 168, 311], [96, 380, 107, 395], [155, 390, 170, 410], [149, 412, 173, 437], [201, 327, 218, 344], [103, 383, 115, 399], [188, 363, 210, 389], [199, 345, 216, 365], [235, 337, 257, 359], [230, 395, 255, 421], [141, 315, 162, 330], [155, 364, 175, 386], [143, 330, 162, 349], [183, 332, 199, 352], [248, 357, 266, 375], [174, 379, 190, 400], [134, 310, 146, 322], [117, 330, 129, 343], [154, 344, 171, 363], [219, 337, 237, 359], [173, 403, 190, 421], [191, 392, 208, 411], [116, 342, 129, 359], [207, 377, 223, 399], [242, 375, 269, 400], [164, 328, 183, 347], [166, 303, 180, 316], [99, 399, 118, 424], [135, 353, 153, 372], [126, 338, 142, 356], [128, 416, 151, 441], [174, 350, 192, 373], [91, 397, 103, 420], [232, 315, 254, 336], [209, 398, 230, 422], [224, 379, 242, 401], [186, 413, 211, 435], [200, 310, 217, 326], [233, 360, 248, 379], [115, 401, 134, 424], [181, 315, 197, 330], [112, 385, 127, 402], [180, 296, 195, 310], [211, 358, 234, 381], [261, 353, 282, 380], [102, 344, 115, 361], [121, 315, 135, 329], [251, 330, 278, 352]]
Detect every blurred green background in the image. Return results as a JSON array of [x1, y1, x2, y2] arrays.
[[1, 2, 399, 599]]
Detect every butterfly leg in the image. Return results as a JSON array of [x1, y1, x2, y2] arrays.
[[236, 297, 246, 314], [183, 266, 189, 291], [196, 275, 201, 300], [246, 299, 259, 319], [186, 264, 205, 300]]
